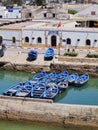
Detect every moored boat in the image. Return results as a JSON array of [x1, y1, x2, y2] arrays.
[[3, 82, 23, 96], [44, 48, 54, 60], [68, 73, 79, 84], [32, 71, 46, 80], [31, 83, 46, 98], [41, 82, 59, 100], [27, 49, 38, 61], [74, 73, 89, 87], [57, 80, 68, 92]]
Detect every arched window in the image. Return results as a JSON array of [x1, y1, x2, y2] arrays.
[[0, 36, 3, 45], [25, 36, 29, 43], [66, 38, 71, 44], [12, 37, 16, 44], [37, 37, 42, 43], [86, 39, 91, 46]]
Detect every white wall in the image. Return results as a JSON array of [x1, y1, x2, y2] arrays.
[[7, 8, 22, 19], [0, 27, 98, 48], [0, 29, 21, 46]]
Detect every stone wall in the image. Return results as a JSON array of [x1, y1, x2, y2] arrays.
[[0, 96, 98, 127], [0, 61, 98, 77], [50, 63, 98, 77], [0, 62, 50, 73]]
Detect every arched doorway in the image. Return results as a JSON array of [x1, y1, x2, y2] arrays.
[[37, 37, 42, 43], [51, 35, 57, 47]]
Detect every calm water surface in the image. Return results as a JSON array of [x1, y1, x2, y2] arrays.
[[0, 70, 98, 130], [0, 120, 97, 130]]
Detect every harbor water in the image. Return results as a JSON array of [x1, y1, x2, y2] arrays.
[[0, 70, 98, 130]]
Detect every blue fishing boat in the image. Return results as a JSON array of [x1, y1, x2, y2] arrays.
[[41, 82, 59, 100], [55, 71, 69, 84], [3, 82, 23, 96], [57, 80, 68, 92], [31, 83, 46, 98], [74, 73, 89, 86], [68, 73, 79, 84], [40, 72, 57, 85], [15, 85, 32, 97], [44, 48, 54, 60], [32, 71, 46, 80], [27, 50, 38, 61]]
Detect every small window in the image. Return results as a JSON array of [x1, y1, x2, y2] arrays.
[[86, 39, 91, 46], [19, 10, 21, 13], [94, 39, 97, 42], [44, 13, 47, 17], [91, 11, 96, 15], [8, 9, 13, 12], [29, 13, 32, 17], [12, 37, 16, 44], [53, 13, 55, 18], [77, 39, 80, 41], [62, 39, 66, 42]]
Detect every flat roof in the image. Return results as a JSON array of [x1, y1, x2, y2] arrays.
[[0, 21, 37, 30]]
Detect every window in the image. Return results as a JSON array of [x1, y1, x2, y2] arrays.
[[86, 39, 91, 46], [37, 37, 42, 43], [8, 9, 13, 12], [91, 11, 96, 15], [53, 13, 55, 18], [44, 13, 47, 17], [66, 38, 71, 44], [62, 39, 66, 42], [12, 37, 16, 44], [77, 39, 80, 41], [94, 39, 97, 42], [29, 13, 32, 17], [0, 36, 3, 45], [25, 37, 29, 43]]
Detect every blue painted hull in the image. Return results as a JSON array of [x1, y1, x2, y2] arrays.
[[44, 48, 54, 61], [27, 50, 38, 61], [74, 73, 89, 87]]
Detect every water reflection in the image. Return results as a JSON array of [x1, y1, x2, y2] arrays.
[[0, 120, 97, 130]]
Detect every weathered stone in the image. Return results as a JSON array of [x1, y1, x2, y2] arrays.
[[0, 96, 98, 128]]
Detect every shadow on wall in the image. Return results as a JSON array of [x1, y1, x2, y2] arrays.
[[0, 44, 7, 57]]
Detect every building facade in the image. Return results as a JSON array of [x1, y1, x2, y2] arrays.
[[0, 24, 98, 49]]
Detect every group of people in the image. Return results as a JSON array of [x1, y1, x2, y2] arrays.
[[67, 48, 75, 52]]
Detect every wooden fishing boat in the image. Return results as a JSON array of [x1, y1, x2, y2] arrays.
[[41, 82, 59, 100], [32, 71, 46, 80], [31, 83, 46, 98], [68, 73, 79, 84], [74, 73, 89, 87], [57, 80, 68, 92], [55, 71, 69, 84], [44, 48, 54, 60], [3, 82, 23, 96], [27, 49, 38, 61], [15, 85, 32, 97]]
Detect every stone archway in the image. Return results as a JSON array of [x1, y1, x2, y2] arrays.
[[51, 35, 57, 47]]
